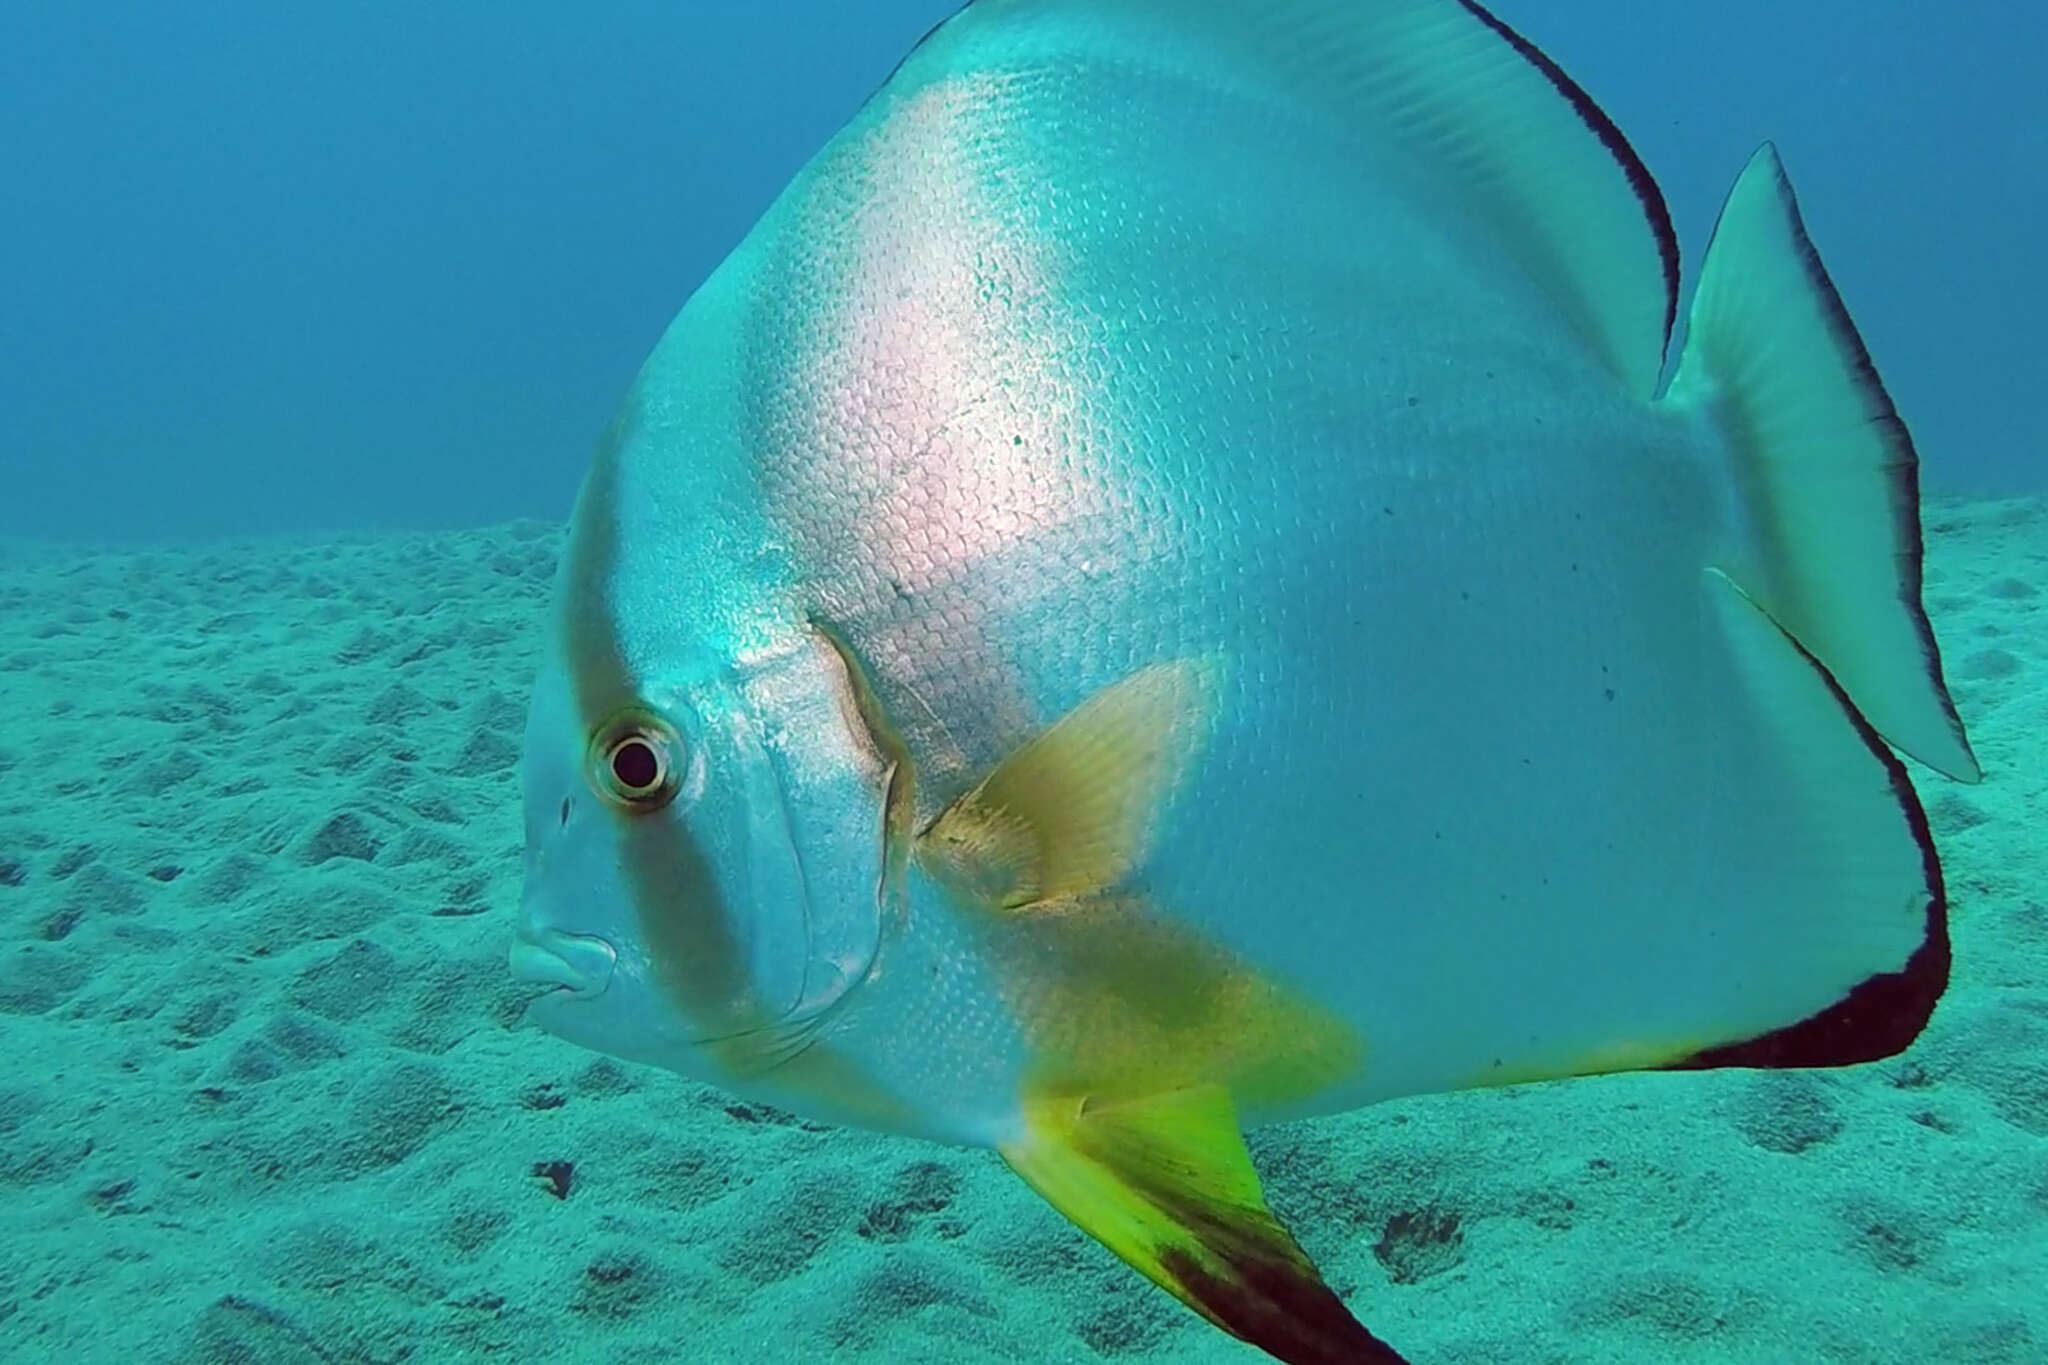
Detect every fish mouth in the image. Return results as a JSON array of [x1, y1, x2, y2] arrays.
[[508, 924, 617, 1001]]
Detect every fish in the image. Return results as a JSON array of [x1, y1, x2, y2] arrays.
[[507, 1, 1981, 1360]]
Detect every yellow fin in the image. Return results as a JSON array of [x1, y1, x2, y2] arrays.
[[985, 895, 1361, 1113], [1000, 1084, 1409, 1365], [919, 659, 1216, 909]]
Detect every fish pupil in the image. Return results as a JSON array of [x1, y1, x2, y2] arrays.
[[609, 737, 662, 793]]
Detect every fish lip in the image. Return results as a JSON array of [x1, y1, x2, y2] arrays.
[[508, 924, 617, 1001]]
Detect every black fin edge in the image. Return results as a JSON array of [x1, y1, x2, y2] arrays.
[[1146, 1165, 1411, 1365], [1453, 0, 1681, 359], [1665, 618, 1950, 1073], [1166, 1245, 1413, 1365], [1741, 144, 1979, 782]]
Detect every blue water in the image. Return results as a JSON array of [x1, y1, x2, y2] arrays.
[[1, 5, 2043, 1363], [1, 0, 2040, 545]]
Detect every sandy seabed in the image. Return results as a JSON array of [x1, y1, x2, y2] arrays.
[[0, 495, 2043, 1365]]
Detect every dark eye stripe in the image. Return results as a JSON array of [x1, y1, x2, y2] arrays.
[[630, 812, 753, 1030], [554, 454, 748, 1030]]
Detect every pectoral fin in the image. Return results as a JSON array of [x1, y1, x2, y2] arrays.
[[1000, 1084, 1408, 1365], [919, 659, 1217, 908]]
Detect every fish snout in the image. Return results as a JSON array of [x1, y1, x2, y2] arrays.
[[508, 921, 618, 1001]]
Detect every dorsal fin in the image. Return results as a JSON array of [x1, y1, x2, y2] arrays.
[[893, 0, 1679, 399]]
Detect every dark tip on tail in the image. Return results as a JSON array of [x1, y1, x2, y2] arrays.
[[1162, 1244, 1413, 1365]]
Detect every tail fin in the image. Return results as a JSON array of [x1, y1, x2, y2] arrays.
[[1665, 143, 1978, 782]]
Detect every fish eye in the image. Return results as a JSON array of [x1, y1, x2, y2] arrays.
[[587, 709, 683, 813]]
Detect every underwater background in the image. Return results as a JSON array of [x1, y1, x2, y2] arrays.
[[1, 1, 2042, 1361]]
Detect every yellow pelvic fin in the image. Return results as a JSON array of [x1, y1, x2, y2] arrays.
[[985, 895, 1361, 1113], [1000, 1084, 1409, 1365], [919, 659, 1217, 909]]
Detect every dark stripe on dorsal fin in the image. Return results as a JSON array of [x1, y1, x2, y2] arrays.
[[1450, 0, 1679, 356]]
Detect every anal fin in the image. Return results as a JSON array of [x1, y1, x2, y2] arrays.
[[1000, 1084, 1410, 1365]]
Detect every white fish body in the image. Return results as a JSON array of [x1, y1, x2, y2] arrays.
[[510, 3, 1977, 1360]]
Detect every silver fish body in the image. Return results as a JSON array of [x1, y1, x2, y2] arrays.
[[513, 3, 1974, 1358]]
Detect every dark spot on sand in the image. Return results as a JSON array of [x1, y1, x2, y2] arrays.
[[1374, 1206, 1464, 1284], [533, 1160, 574, 1200]]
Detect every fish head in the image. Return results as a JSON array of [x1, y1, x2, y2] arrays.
[[511, 388, 889, 1082], [512, 646, 822, 1074]]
